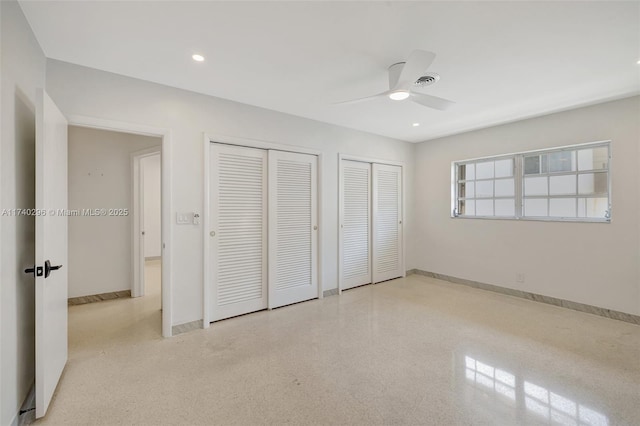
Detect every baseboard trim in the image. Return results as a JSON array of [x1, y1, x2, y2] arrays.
[[68, 290, 131, 306], [172, 319, 203, 336], [323, 288, 338, 297], [145, 256, 161, 261], [407, 269, 640, 325]]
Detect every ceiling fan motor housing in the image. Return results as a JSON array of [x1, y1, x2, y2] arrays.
[[415, 73, 440, 87]]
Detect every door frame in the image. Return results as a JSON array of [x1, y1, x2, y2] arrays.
[[202, 133, 324, 327], [337, 153, 406, 294], [131, 147, 162, 298], [67, 115, 173, 338]]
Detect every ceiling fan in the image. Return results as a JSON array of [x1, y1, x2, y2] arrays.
[[336, 50, 455, 111]]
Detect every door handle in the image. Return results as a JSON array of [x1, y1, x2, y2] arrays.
[[44, 260, 63, 278], [24, 265, 44, 277]]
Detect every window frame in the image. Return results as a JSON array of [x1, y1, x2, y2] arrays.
[[451, 140, 611, 223]]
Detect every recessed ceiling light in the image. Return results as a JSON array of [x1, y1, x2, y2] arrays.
[[412, 123, 420, 127], [192, 54, 205, 62], [389, 90, 410, 101], [637, 59, 640, 65]]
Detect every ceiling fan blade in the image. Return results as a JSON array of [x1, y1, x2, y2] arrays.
[[333, 91, 390, 105], [393, 50, 436, 90], [410, 92, 455, 111]]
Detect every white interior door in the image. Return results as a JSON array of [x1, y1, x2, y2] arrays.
[[35, 89, 68, 418], [340, 160, 372, 290], [132, 152, 146, 298], [132, 149, 161, 298], [372, 163, 403, 283], [210, 144, 267, 321], [268, 151, 318, 308]]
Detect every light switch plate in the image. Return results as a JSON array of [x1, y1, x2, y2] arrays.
[[176, 212, 192, 225]]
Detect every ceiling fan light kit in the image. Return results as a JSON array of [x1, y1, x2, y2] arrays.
[[337, 50, 455, 111], [389, 90, 410, 101]]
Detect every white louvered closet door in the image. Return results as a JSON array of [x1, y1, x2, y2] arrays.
[[372, 163, 403, 283], [210, 144, 268, 321], [268, 151, 318, 309], [340, 160, 372, 290]]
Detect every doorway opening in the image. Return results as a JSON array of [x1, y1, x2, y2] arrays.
[[67, 126, 163, 332], [31, 93, 173, 420], [132, 149, 162, 303]]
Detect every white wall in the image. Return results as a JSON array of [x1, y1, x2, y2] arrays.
[[412, 96, 640, 316], [0, 1, 46, 424], [141, 154, 161, 259], [46, 59, 415, 326], [68, 126, 161, 298]]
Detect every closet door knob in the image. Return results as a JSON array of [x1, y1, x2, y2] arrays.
[[210, 231, 216, 237]]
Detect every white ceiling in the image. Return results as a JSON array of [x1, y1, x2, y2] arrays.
[[19, 1, 640, 142]]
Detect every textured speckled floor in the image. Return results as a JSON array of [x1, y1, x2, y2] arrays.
[[35, 263, 640, 425]]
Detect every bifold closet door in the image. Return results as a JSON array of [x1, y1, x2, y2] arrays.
[[340, 160, 372, 290], [268, 151, 318, 308], [372, 163, 403, 283], [210, 144, 268, 321]]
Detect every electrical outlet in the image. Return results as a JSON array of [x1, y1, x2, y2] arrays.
[[516, 273, 525, 283]]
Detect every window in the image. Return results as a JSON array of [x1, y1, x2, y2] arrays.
[[453, 141, 611, 222], [456, 157, 516, 218]]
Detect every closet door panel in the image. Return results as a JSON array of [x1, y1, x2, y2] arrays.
[[372, 163, 403, 283], [269, 151, 318, 308], [210, 144, 268, 321], [340, 160, 372, 290]]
